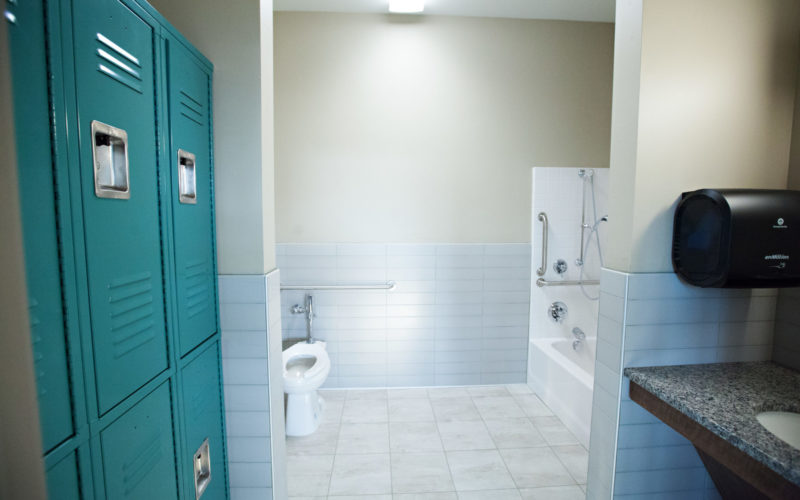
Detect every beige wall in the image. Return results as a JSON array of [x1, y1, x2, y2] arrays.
[[274, 12, 613, 243], [151, 0, 277, 273], [788, 45, 800, 190], [606, 0, 800, 272]]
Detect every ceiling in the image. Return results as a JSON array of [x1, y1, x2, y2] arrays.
[[273, 0, 615, 23]]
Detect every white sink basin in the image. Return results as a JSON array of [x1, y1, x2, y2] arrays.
[[756, 411, 800, 450]]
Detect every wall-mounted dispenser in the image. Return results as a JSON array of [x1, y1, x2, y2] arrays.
[[672, 189, 800, 287]]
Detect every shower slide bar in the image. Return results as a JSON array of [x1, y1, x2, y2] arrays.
[[280, 281, 397, 291], [536, 278, 600, 288]]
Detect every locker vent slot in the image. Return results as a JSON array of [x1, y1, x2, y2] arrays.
[[91, 120, 130, 199], [178, 149, 197, 204], [122, 430, 164, 495], [185, 260, 210, 319], [179, 90, 204, 125], [109, 272, 156, 357], [96, 33, 143, 94]]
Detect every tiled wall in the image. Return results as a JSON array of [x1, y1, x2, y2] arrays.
[[277, 243, 531, 387], [219, 272, 287, 500], [586, 269, 777, 500], [774, 287, 800, 371], [530, 167, 609, 342]]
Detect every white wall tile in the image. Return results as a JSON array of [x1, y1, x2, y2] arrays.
[[587, 269, 779, 500], [278, 243, 531, 388]]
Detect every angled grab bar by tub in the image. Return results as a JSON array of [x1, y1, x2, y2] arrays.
[[536, 278, 600, 287], [280, 281, 397, 291], [536, 212, 548, 277]]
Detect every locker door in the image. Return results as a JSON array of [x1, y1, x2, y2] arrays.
[[99, 383, 179, 500], [8, 0, 74, 451], [180, 342, 227, 500], [167, 40, 217, 356], [72, 0, 168, 414], [46, 451, 82, 500]]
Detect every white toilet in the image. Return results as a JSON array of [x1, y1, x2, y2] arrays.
[[282, 340, 331, 437]]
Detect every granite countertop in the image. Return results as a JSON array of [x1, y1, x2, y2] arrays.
[[624, 362, 800, 486]]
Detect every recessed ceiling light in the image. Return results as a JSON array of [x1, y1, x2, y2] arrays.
[[389, 0, 425, 14]]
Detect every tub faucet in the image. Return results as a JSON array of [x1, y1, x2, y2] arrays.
[[572, 327, 586, 340]]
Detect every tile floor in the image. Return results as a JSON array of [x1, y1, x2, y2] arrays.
[[286, 384, 588, 499]]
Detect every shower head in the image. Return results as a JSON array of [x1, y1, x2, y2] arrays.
[[578, 168, 594, 179]]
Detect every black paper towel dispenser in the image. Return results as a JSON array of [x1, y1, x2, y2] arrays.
[[672, 189, 800, 288]]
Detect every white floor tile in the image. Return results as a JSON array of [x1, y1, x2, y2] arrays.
[[337, 422, 390, 454], [329, 454, 392, 496], [483, 418, 547, 449], [552, 445, 589, 484], [342, 399, 389, 423], [391, 452, 455, 493], [472, 396, 525, 419], [446, 450, 516, 491], [500, 448, 575, 488], [531, 417, 580, 446], [437, 420, 496, 451], [513, 394, 553, 417], [431, 398, 482, 422], [518, 485, 585, 500], [457, 489, 522, 500], [389, 398, 436, 422], [390, 421, 444, 453]]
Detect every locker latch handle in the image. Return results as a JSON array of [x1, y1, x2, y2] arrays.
[[194, 438, 211, 499], [178, 149, 197, 204], [91, 120, 130, 199]]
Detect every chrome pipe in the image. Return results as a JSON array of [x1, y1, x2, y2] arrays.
[[536, 212, 548, 277], [281, 281, 397, 291], [536, 278, 600, 288]]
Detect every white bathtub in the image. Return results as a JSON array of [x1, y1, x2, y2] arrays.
[[529, 337, 595, 447]]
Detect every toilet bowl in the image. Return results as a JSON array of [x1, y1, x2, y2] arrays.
[[282, 340, 331, 437]]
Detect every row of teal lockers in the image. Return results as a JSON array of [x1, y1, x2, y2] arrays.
[[8, 0, 228, 498]]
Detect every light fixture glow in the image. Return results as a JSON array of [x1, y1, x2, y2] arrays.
[[388, 0, 424, 14]]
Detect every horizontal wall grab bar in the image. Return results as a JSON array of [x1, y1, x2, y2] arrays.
[[536, 278, 600, 288], [280, 281, 397, 291]]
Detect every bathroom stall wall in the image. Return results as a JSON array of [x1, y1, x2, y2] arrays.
[[588, 0, 800, 498]]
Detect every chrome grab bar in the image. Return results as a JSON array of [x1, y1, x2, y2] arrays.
[[280, 281, 396, 291], [536, 278, 599, 288], [536, 212, 548, 277]]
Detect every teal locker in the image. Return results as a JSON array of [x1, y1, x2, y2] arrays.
[[46, 451, 83, 500], [167, 38, 218, 356], [7, 0, 75, 451], [180, 342, 227, 500], [99, 383, 179, 499], [72, 0, 169, 414]]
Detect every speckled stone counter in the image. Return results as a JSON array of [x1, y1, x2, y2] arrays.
[[624, 362, 800, 486]]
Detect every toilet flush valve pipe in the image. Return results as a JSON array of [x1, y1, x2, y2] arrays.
[[305, 294, 314, 344]]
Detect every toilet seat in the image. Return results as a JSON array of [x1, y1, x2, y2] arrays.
[[282, 341, 330, 394]]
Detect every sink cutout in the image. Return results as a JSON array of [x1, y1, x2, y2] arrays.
[[756, 411, 800, 450]]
